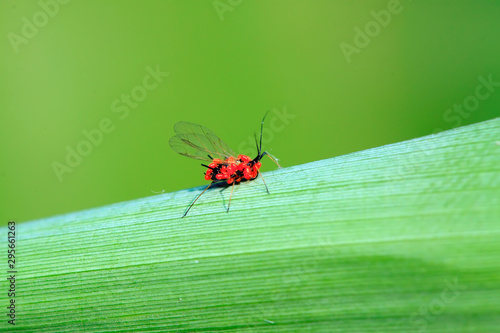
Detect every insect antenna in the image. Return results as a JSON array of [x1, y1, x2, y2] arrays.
[[254, 133, 260, 157], [259, 111, 270, 158]]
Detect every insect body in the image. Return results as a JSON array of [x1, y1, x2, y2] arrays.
[[203, 155, 261, 183], [169, 112, 280, 217]]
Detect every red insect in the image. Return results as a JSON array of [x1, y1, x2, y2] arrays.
[[169, 112, 281, 217]]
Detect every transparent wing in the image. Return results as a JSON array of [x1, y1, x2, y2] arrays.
[[169, 121, 236, 161]]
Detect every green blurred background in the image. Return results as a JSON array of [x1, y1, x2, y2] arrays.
[[1, 0, 499, 224]]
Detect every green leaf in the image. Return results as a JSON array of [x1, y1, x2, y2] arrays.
[[6, 118, 500, 332]]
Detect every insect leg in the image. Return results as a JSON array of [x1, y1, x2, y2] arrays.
[[258, 172, 270, 194], [201, 164, 216, 170], [261, 151, 281, 168], [182, 182, 214, 218], [227, 182, 235, 213]]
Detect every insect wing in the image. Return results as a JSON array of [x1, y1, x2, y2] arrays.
[[169, 121, 236, 161]]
